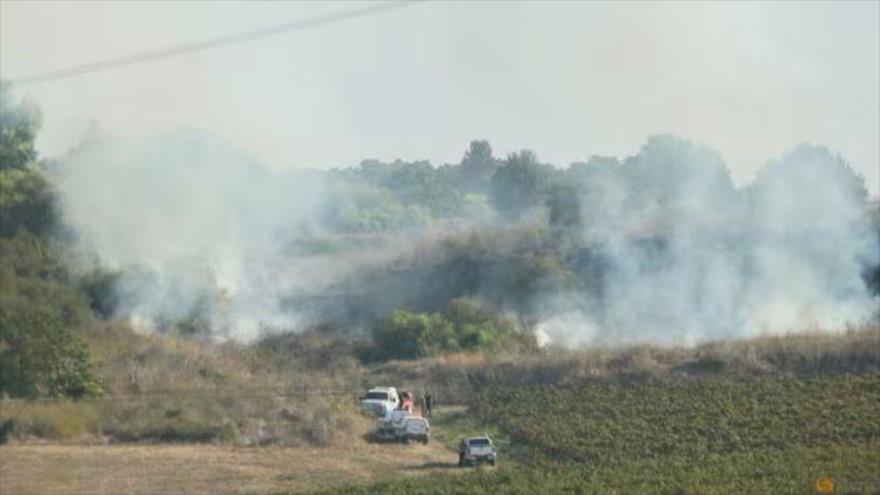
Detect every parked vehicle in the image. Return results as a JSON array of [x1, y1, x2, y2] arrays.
[[458, 436, 496, 467], [400, 417, 430, 444], [386, 409, 412, 431], [370, 409, 412, 442], [360, 387, 400, 417]]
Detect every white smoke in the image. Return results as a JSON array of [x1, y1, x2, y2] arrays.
[[56, 127, 328, 339], [534, 138, 878, 346], [53, 129, 878, 346]]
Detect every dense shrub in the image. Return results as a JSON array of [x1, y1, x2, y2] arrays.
[[0, 308, 102, 398], [369, 300, 535, 361]]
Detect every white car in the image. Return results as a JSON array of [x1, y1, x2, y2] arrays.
[[360, 387, 400, 417]]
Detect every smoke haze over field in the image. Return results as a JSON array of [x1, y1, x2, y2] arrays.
[[53, 128, 879, 345], [2, 1, 877, 345], [535, 139, 878, 346]]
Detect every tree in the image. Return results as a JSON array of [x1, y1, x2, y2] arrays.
[[0, 84, 41, 171], [565, 156, 623, 229], [0, 167, 56, 238], [0, 86, 102, 398], [749, 143, 869, 220], [0, 87, 54, 237], [621, 135, 734, 216], [546, 184, 582, 232], [459, 140, 497, 193], [385, 160, 464, 218], [490, 150, 554, 220], [0, 307, 101, 398]]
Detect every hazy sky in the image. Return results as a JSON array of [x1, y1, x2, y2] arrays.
[[2, 1, 878, 195]]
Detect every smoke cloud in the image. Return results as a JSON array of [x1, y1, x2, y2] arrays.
[[536, 138, 878, 346], [53, 130, 878, 346], [57, 128, 331, 338]]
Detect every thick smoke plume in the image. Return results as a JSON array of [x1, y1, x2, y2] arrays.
[[57, 128, 328, 337], [54, 130, 878, 345], [536, 138, 877, 346]]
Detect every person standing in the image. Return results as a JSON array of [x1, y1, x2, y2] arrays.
[[424, 392, 433, 418]]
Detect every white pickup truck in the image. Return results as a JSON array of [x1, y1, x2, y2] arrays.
[[360, 387, 400, 417], [458, 436, 497, 467]]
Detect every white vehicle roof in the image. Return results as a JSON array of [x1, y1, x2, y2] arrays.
[[368, 386, 397, 393]]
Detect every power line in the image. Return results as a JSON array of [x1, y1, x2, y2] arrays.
[[0, 384, 472, 404], [6, 1, 423, 88]]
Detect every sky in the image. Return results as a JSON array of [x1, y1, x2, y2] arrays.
[[1, 1, 878, 196]]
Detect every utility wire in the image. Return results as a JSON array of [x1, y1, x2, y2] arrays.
[[0, 384, 472, 404], [6, 1, 422, 88]]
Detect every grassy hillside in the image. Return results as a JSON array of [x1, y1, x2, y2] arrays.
[[0, 322, 369, 446]]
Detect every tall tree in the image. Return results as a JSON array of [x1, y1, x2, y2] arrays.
[[490, 150, 552, 220], [0, 86, 101, 398], [459, 140, 497, 193], [0, 84, 41, 171]]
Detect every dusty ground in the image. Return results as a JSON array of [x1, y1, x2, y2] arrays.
[[0, 440, 458, 495]]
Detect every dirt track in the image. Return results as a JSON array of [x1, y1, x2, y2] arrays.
[[0, 441, 458, 495]]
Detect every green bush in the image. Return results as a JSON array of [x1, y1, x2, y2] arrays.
[[0, 308, 102, 398], [369, 300, 534, 361]]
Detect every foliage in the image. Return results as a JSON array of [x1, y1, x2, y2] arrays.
[[0, 308, 102, 398], [750, 144, 869, 209], [490, 150, 555, 220], [0, 85, 41, 171], [620, 134, 735, 214], [323, 157, 467, 232], [0, 88, 101, 399], [77, 268, 123, 319], [0, 233, 99, 400], [0, 167, 56, 238], [458, 140, 498, 193], [369, 300, 532, 361], [322, 182, 431, 232], [545, 183, 581, 231]]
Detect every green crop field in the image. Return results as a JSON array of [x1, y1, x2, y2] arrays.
[[312, 374, 880, 494]]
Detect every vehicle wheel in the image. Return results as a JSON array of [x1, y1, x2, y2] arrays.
[[489, 460, 496, 466]]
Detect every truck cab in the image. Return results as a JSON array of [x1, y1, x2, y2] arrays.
[[360, 387, 400, 417]]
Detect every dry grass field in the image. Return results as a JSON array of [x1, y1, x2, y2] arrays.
[[0, 441, 458, 495]]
